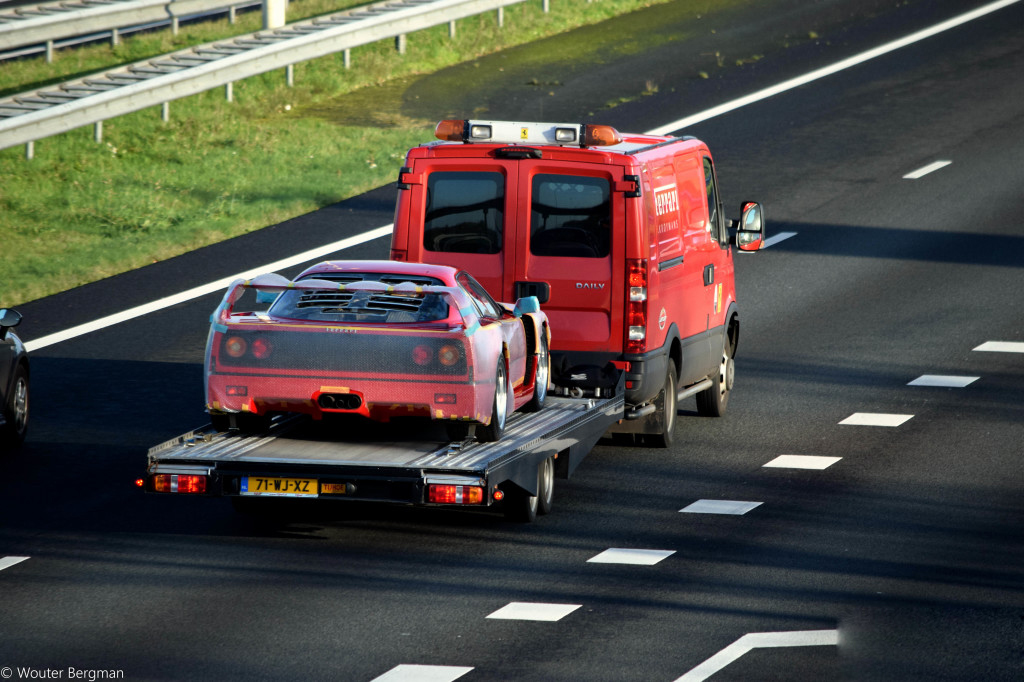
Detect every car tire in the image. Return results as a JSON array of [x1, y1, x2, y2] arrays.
[[696, 337, 733, 418], [1, 363, 29, 450], [643, 359, 677, 448], [476, 360, 508, 443], [523, 333, 549, 413]]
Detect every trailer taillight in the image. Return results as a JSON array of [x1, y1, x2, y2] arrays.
[[153, 474, 207, 494], [428, 484, 484, 505], [626, 259, 648, 353]]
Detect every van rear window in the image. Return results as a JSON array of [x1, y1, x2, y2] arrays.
[[423, 171, 503, 254], [530, 175, 611, 258]]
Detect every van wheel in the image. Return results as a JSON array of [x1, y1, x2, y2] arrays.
[[643, 360, 677, 448], [696, 339, 733, 417], [477, 360, 508, 443], [523, 334, 549, 413]]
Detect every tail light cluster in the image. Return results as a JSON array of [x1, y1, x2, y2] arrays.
[[224, 335, 272, 360], [626, 259, 648, 353], [428, 484, 484, 505], [151, 474, 207, 494], [413, 343, 462, 368]]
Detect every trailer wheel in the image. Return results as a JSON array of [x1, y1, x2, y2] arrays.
[[642, 359, 677, 448], [523, 334, 549, 413], [503, 456, 553, 522], [477, 360, 508, 443], [696, 337, 733, 418]]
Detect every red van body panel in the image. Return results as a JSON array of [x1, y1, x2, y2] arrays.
[[391, 125, 742, 412]]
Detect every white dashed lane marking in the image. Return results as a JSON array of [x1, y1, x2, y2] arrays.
[[0, 556, 29, 571], [973, 341, 1024, 353], [680, 500, 762, 515], [907, 375, 979, 387], [371, 665, 473, 682], [486, 602, 581, 622], [903, 160, 952, 179], [587, 548, 676, 565], [838, 413, 914, 427], [763, 455, 841, 470]]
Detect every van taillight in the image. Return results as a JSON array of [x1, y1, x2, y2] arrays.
[[626, 259, 648, 353]]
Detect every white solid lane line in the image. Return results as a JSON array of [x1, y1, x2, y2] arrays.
[[0, 556, 30, 571], [25, 0, 1021, 352], [762, 231, 797, 248], [24, 225, 393, 352], [645, 0, 1020, 135], [903, 160, 952, 179], [674, 630, 839, 682]]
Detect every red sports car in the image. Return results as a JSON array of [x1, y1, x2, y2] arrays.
[[205, 260, 550, 442]]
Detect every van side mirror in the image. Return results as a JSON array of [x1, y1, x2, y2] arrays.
[[513, 296, 541, 317], [733, 201, 765, 252]]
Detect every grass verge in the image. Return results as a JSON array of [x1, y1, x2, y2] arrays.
[[1, 0, 685, 308]]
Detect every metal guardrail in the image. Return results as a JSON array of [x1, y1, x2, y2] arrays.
[[0, 0, 534, 155], [0, 0, 253, 57]]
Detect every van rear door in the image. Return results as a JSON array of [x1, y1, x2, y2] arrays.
[[510, 161, 627, 357]]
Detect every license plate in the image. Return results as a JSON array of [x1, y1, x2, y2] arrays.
[[320, 482, 348, 495], [241, 476, 317, 497]]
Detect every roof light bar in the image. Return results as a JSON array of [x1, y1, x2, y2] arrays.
[[434, 120, 623, 147]]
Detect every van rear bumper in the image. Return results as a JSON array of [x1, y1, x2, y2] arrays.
[[550, 348, 667, 406]]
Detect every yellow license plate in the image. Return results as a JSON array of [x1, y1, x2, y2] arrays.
[[241, 477, 317, 497], [320, 482, 348, 495]]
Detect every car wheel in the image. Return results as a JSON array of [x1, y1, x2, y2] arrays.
[[1, 364, 29, 450], [643, 359, 677, 448], [523, 333, 549, 413], [477, 360, 508, 443], [696, 338, 733, 418]]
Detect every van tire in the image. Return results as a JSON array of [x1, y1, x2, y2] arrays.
[[696, 338, 733, 417], [523, 334, 549, 413], [477, 360, 508, 443], [643, 359, 677, 448]]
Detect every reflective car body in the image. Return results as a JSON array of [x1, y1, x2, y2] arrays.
[[204, 261, 549, 440]]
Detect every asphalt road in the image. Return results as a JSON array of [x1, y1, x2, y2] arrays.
[[2, 0, 1023, 680]]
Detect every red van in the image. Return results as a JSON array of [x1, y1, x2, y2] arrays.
[[390, 120, 764, 446]]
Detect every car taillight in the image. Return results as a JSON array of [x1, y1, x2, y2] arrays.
[[153, 474, 207, 494], [413, 344, 432, 365], [438, 344, 460, 366], [250, 337, 272, 359], [428, 484, 484, 505], [626, 259, 648, 353], [225, 336, 247, 358]]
